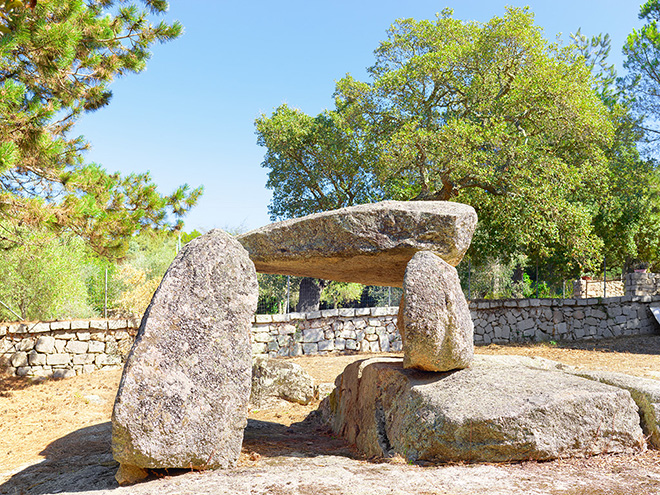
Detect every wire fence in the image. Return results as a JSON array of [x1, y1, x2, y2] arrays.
[[256, 262, 626, 315]]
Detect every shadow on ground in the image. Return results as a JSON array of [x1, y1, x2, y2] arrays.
[[242, 412, 356, 461], [0, 422, 117, 494], [557, 334, 660, 355], [0, 375, 54, 395], [0, 411, 352, 494]]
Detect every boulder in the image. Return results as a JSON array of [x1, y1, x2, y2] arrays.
[[399, 251, 473, 371], [251, 356, 317, 408], [571, 369, 660, 448], [112, 229, 258, 480], [322, 356, 645, 463], [237, 201, 477, 287]]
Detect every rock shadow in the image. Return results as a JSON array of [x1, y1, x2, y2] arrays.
[[556, 334, 660, 356], [0, 411, 357, 494], [242, 411, 357, 461], [0, 422, 118, 494], [0, 375, 54, 395]]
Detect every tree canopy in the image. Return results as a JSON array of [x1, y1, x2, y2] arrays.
[[624, 0, 660, 142], [0, 0, 201, 257], [257, 7, 616, 276]]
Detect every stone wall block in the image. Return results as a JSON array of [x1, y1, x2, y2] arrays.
[[69, 321, 89, 330], [10, 352, 28, 367], [28, 351, 46, 366], [16, 338, 35, 352], [252, 343, 267, 355], [302, 343, 318, 354], [87, 340, 105, 353], [267, 340, 279, 352], [379, 334, 390, 352], [318, 340, 334, 352], [89, 320, 108, 330], [73, 354, 96, 365], [47, 353, 71, 366], [0, 340, 13, 354], [345, 340, 358, 351], [65, 340, 89, 354], [302, 328, 323, 343], [253, 332, 271, 343], [31, 322, 50, 333]]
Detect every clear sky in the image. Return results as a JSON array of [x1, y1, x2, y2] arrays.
[[74, 0, 645, 234]]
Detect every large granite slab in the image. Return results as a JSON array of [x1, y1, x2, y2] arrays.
[[237, 201, 477, 287], [321, 356, 646, 462]]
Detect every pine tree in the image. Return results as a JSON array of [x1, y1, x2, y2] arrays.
[[0, 0, 202, 257]]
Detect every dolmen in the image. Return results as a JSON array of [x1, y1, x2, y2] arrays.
[[112, 200, 478, 483], [111, 199, 651, 483]]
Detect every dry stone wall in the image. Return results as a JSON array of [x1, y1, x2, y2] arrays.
[[251, 307, 401, 358], [470, 295, 660, 345], [625, 273, 660, 297], [2, 294, 660, 376], [573, 279, 625, 298], [0, 319, 137, 378]]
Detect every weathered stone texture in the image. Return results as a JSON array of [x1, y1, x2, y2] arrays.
[[322, 356, 645, 463], [399, 252, 473, 371], [237, 200, 477, 287], [251, 356, 317, 407], [571, 369, 660, 448], [112, 229, 258, 473]]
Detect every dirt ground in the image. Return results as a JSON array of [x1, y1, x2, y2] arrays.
[[2, 336, 660, 494]]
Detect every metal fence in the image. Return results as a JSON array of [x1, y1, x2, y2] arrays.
[[256, 261, 625, 315]]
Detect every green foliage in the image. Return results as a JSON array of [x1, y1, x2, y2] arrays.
[[320, 281, 364, 309], [180, 229, 203, 245], [255, 105, 382, 220], [257, 8, 616, 276], [624, 0, 660, 140], [256, 274, 300, 314], [0, 227, 95, 320], [456, 254, 568, 300], [0, 0, 202, 257]]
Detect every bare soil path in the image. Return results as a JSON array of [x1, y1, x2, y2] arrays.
[[2, 336, 660, 494]]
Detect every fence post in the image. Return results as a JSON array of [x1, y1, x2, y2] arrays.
[[603, 256, 607, 298], [104, 268, 108, 319], [286, 275, 290, 314], [468, 260, 471, 300]]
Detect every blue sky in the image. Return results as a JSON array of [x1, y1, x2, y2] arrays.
[[75, 1, 645, 234]]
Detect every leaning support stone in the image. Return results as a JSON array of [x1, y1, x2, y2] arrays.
[[112, 229, 258, 481], [399, 251, 474, 371]]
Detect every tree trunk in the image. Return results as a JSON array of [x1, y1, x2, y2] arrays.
[[297, 278, 325, 313]]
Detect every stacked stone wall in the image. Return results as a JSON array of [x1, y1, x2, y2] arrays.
[[251, 307, 401, 357], [2, 295, 660, 375], [470, 295, 660, 345], [573, 279, 624, 298], [625, 273, 660, 297], [0, 319, 138, 378]]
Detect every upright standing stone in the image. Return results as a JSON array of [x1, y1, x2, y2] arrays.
[[112, 229, 258, 483], [399, 251, 473, 371]]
